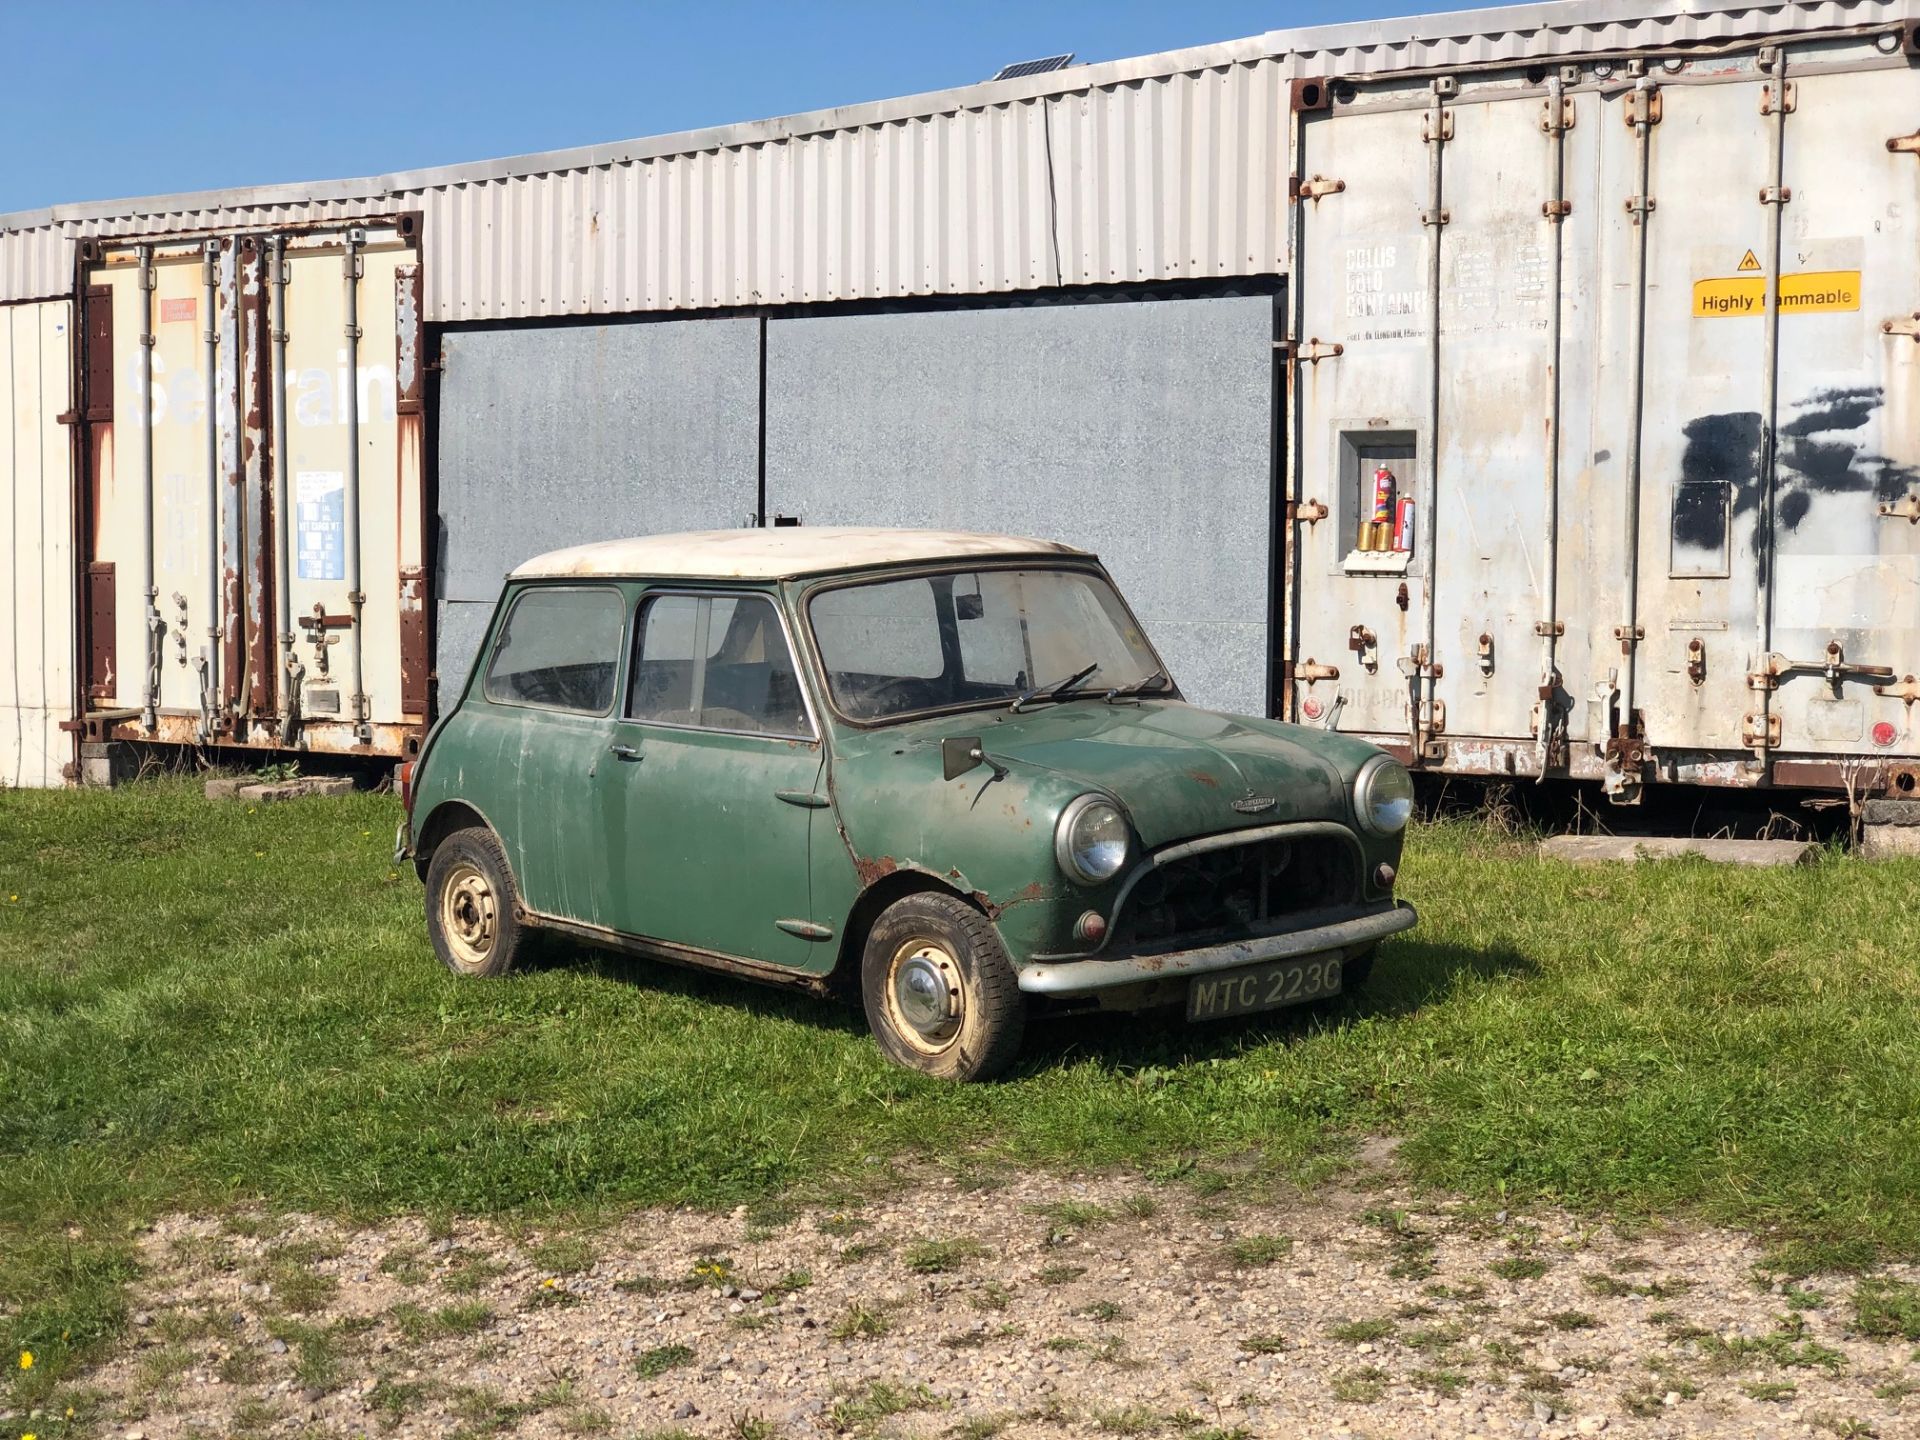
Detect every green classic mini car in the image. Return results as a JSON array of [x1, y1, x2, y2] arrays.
[[399, 528, 1416, 1081]]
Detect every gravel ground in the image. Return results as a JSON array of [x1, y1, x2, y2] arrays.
[[49, 1159, 1920, 1440]]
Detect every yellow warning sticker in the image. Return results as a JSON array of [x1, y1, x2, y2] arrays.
[[1737, 248, 1762, 272], [1692, 270, 1861, 317]]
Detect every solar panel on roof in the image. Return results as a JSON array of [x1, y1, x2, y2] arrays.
[[990, 53, 1075, 82]]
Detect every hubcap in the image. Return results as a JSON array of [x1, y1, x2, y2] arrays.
[[888, 940, 963, 1052], [440, 862, 497, 970]]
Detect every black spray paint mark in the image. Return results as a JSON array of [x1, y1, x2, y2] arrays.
[[1674, 388, 1918, 557]]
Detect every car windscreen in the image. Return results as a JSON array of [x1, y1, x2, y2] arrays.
[[808, 567, 1165, 722]]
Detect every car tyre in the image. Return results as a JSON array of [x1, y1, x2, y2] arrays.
[[425, 825, 526, 979], [861, 891, 1026, 1082]]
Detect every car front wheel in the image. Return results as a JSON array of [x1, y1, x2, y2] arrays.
[[861, 891, 1026, 1082], [424, 825, 526, 979]]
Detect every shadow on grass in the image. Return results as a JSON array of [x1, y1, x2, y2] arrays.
[[1016, 937, 1535, 1076], [523, 929, 1534, 1079]]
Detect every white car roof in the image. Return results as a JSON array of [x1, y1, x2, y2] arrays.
[[510, 527, 1092, 581]]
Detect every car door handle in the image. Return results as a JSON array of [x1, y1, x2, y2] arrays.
[[610, 744, 643, 762]]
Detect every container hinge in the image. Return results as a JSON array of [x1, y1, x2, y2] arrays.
[[1875, 674, 1920, 706], [1543, 199, 1573, 221], [1881, 313, 1920, 342], [1625, 195, 1656, 216], [1287, 498, 1329, 524], [1290, 174, 1346, 202], [1540, 97, 1575, 133], [1888, 130, 1920, 157], [1275, 338, 1343, 363], [1878, 493, 1920, 523], [1624, 87, 1662, 128], [1533, 619, 1565, 638], [1288, 659, 1341, 684], [1422, 108, 1454, 143], [1759, 184, 1792, 206], [1759, 80, 1796, 115], [1396, 650, 1444, 683], [1421, 207, 1451, 228], [1687, 638, 1707, 687], [1741, 711, 1782, 749], [1612, 623, 1644, 654]]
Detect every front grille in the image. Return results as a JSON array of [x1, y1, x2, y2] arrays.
[[1113, 837, 1359, 950]]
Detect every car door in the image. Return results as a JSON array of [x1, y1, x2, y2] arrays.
[[596, 588, 827, 970], [463, 582, 628, 923]]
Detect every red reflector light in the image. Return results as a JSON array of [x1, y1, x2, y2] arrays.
[[1873, 721, 1898, 748], [398, 760, 416, 812]]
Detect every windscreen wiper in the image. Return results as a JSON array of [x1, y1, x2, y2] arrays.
[[1009, 661, 1100, 712], [1104, 670, 1169, 703]]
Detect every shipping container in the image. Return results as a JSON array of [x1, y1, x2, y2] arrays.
[[66, 222, 428, 760], [1281, 22, 1920, 801]]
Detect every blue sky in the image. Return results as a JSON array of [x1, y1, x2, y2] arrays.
[[0, 1, 1425, 215]]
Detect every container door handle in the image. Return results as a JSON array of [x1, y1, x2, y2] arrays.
[[610, 744, 642, 762]]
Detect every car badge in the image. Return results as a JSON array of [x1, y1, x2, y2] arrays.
[[1231, 791, 1277, 815]]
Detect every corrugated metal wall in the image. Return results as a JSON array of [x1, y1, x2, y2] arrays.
[[0, 58, 1286, 320], [1, 301, 74, 788], [765, 296, 1276, 718]]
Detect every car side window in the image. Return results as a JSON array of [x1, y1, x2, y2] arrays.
[[482, 586, 625, 714], [628, 593, 811, 737]]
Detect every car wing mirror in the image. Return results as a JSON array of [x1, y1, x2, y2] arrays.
[[943, 736, 986, 781]]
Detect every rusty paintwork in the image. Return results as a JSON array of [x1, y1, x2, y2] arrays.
[[406, 542, 1411, 1000], [239, 239, 275, 723]]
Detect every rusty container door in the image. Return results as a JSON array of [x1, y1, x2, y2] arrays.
[[278, 227, 421, 752], [1426, 82, 1602, 766], [1286, 85, 1439, 753], [82, 223, 425, 757], [93, 241, 241, 728], [1, 300, 76, 787], [1764, 60, 1920, 766]]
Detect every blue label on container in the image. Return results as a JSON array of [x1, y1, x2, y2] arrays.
[[297, 470, 345, 582]]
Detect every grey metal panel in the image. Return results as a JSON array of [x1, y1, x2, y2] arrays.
[[432, 319, 760, 707], [763, 295, 1274, 718]]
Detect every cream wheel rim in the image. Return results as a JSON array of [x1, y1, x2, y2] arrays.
[[886, 937, 965, 1055], [440, 862, 498, 971]]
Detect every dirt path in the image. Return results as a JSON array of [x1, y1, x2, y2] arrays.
[[66, 1166, 1920, 1440]]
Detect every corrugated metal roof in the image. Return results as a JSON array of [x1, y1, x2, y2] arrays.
[[2, 0, 1911, 314]]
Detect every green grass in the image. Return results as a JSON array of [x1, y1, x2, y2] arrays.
[[4, 782, 1920, 1402]]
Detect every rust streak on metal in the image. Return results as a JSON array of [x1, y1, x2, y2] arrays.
[[1187, 769, 1220, 789], [853, 855, 900, 887]]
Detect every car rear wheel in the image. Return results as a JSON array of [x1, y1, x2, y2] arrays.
[[861, 892, 1025, 1082], [425, 826, 526, 979]]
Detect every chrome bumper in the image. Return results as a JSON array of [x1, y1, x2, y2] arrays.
[[1014, 902, 1417, 997]]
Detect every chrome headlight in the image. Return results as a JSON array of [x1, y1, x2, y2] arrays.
[[1354, 755, 1415, 836], [1055, 794, 1130, 885]]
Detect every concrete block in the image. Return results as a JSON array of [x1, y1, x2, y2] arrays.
[[1861, 798, 1920, 828], [1539, 835, 1816, 867], [1861, 824, 1920, 860], [79, 742, 140, 789], [207, 775, 356, 803], [241, 776, 356, 804]]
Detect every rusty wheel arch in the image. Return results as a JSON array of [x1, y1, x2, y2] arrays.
[[411, 800, 494, 881], [828, 868, 992, 1003]]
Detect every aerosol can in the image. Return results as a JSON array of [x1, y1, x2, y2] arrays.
[[1359, 464, 1397, 552]]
